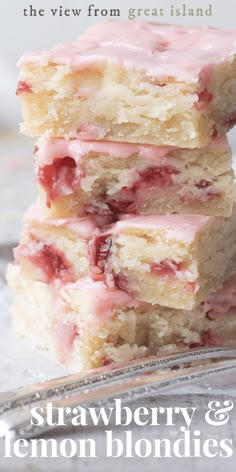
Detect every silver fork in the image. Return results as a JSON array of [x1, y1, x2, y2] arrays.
[[0, 345, 236, 439]]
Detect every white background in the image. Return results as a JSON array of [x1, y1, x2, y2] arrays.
[[0, 0, 235, 127], [1, 0, 235, 64]]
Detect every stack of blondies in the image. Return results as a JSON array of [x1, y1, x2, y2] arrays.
[[8, 21, 236, 371]]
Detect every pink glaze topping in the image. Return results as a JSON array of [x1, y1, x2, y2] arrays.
[[64, 277, 135, 321], [18, 21, 236, 81], [36, 136, 175, 165], [36, 135, 228, 166], [54, 320, 78, 363], [113, 213, 212, 243], [24, 203, 97, 238]]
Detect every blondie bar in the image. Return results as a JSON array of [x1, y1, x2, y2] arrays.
[[7, 266, 236, 371], [105, 212, 236, 309], [17, 21, 236, 146], [35, 136, 234, 218], [13, 206, 236, 310]]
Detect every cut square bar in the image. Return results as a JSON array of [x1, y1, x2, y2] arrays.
[[13, 205, 96, 284], [13, 205, 236, 311], [7, 266, 236, 371], [104, 211, 236, 309], [35, 136, 234, 218], [17, 21, 236, 146]]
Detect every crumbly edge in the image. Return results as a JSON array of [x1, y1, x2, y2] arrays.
[[40, 190, 234, 220], [196, 213, 236, 299], [111, 226, 199, 309], [18, 63, 209, 147], [17, 221, 90, 280], [14, 207, 236, 311], [18, 57, 236, 145], [210, 56, 236, 134], [110, 211, 236, 309], [37, 144, 234, 218], [8, 264, 236, 372]]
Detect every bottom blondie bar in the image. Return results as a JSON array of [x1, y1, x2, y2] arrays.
[[7, 265, 236, 371]]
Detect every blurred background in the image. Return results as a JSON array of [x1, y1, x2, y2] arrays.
[[0, 0, 235, 244]]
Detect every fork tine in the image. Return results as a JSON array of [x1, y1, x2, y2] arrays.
[[0, 345, 236, 415], [1, 358, 236, 440]]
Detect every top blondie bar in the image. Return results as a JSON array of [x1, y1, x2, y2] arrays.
[[17, 21, 236, 147]]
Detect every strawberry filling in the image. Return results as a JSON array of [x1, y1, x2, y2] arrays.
[[15, 242, 73, 284], [105, 166, 180, 215], [197, 87, 213, 104], [151, 260, 183, 277], [16, 80, 33, 95], [37, 245, 73, 283], [112, 273, 130, 292], [189, 330, 222, 349], [105, 199, 137, 214], [88, 233, 112, 276], [102, 358, 113, 367], [133, 165, 180, 190], [180, 180, 219, 204], [185, 282, 198, 293], [37, 157, 82, 206], [151, 261, 198, 293]]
